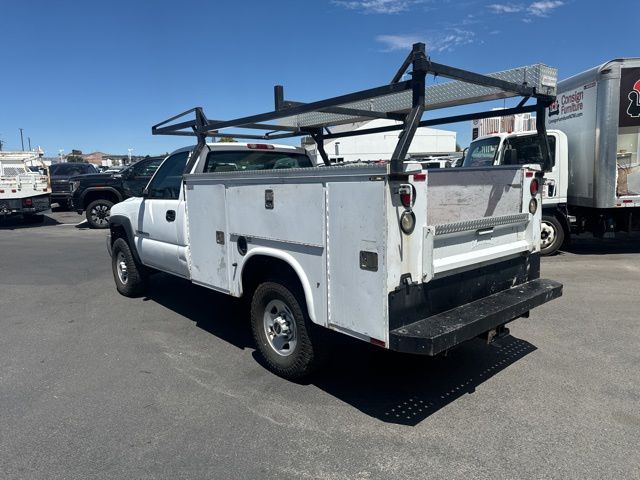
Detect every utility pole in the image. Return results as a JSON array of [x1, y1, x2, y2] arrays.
[[28, 137, 32, 151], [19, 128, 24, 151]]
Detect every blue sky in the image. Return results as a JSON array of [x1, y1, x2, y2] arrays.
[[0, 0, 635, 156]]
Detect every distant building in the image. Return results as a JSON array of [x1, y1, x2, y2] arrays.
[[303, 118, 457, 164]]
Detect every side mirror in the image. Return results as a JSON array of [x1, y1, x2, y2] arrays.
[[504, 148, 518, 165]]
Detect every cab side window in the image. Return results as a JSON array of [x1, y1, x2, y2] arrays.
[[146, 152, 190, 200], [505, 135, 556, 166], [133, 158, 163, 177]]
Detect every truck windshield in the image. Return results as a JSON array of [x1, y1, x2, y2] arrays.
[[204, 151, 313, 173], [49, 163, 95, 176], [462, 137, 500, 167]]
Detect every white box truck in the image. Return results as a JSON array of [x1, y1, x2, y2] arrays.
[[107, 44, 562, 379], [465, 59, 640, 254]]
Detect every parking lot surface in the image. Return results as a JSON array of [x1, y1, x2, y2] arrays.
[[1, 211, 639, 479]]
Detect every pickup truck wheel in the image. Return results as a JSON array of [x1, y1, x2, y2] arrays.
[[540, 215, 565, 256], [111, 238, 147, 297], [86, 199, 113, 229], [250, 281, 323, 380]]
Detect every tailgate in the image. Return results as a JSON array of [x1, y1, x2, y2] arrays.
[[422, 167, 536, 281]]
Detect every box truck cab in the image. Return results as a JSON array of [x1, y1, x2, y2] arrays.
[[464, 130, 570, 255]]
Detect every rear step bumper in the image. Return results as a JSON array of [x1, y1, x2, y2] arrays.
[[389, 279, 562, 355]]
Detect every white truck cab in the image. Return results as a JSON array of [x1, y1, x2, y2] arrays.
[[107, 44, 562, 379]]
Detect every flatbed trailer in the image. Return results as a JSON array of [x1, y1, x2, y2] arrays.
[[108, 43, 562, 379]]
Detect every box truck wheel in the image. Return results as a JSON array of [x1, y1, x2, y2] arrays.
[[250, 280, 323, 380], [540, 215, 564, 256], [111, 238, 148, 297]]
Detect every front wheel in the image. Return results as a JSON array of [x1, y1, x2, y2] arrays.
[[250, 280, 324, 380], [86, 199, 114, 229], [540, 215, 565, 256], [111, 238, 147, 297]]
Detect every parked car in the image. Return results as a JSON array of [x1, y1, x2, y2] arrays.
[[49, 162, 99, 209], [70, 156, 164, 228]]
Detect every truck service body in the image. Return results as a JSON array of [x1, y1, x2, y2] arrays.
[[108, 44, 562, 378], [0, 151, 51, 222], [467, 58, 640, 254]]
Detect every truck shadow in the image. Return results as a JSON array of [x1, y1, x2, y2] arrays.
[[146, 273, 536, 426], [308, 333, 536, 426], [0, 214, 61, 230], [559, 233, 640, 255], [144, 273, 253, 350]]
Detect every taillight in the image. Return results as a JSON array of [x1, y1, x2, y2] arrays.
[[23, 198, 33, 207], [530, 179, 539, 196], [399, 184, 415, 208], [247, 143, 274, 150]]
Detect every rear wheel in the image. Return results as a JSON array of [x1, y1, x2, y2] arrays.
[[111, 238, 147, 297], [540, 215, 565, 256], [86, 199, 113, 229], [250, 280, 324, 380]]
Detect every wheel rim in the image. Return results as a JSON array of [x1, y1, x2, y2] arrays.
[[540, 220, 556, 249], [116, 252, 128, 284], [90, 204, 110, 225], [263, 299, 297, 357]]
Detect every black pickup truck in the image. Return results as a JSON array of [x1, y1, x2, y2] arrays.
[[70, 156, 164, 228], [49, 162, 100, 208]]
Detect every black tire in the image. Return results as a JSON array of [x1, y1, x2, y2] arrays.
[[540, 215, 565, 256], [250, 280, 324, 380], [86, 199, 113, 229], [111, 238, 147, 297]]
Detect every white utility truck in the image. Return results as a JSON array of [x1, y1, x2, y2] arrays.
[[465, 58, 640, 255], [108, 44, 562, 379], [0, 150, 51, 223]]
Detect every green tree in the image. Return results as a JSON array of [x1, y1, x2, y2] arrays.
[[217, 136, 237, 143], [66, 155, 85, 163]]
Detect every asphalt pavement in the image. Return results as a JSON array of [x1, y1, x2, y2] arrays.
[[0, 211, 638, 479]]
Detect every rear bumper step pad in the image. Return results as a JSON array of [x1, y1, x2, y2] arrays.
[[389, 278, 562, 355]]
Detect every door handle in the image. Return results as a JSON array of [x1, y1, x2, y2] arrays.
[[166, 210, 176, 222]]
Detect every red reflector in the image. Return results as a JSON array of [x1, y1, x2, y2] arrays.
[[623, 199, 633, 204], [413, 173, 426, 182], [400, 192, 411, 207], [525, 171, 534, 177], [0, 189, 4, 193], [530, 179, 539, 196], [11, 189, 17, 193], [247, 143, 274, 150], [370, 337, 385, 348], [23, 198, 33, 207]]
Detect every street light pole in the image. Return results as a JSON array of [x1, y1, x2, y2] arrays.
[[28, 137, 31, 151], [19, 128, 24, 151]]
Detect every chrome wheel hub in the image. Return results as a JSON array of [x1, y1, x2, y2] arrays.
[[540, 221, 556, 249], [91, 205, 110, 225], [263, 299, 297, 357], [116, 252, 128, 284]]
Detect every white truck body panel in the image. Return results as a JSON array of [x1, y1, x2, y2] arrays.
[[546, 58, 640, 209]]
